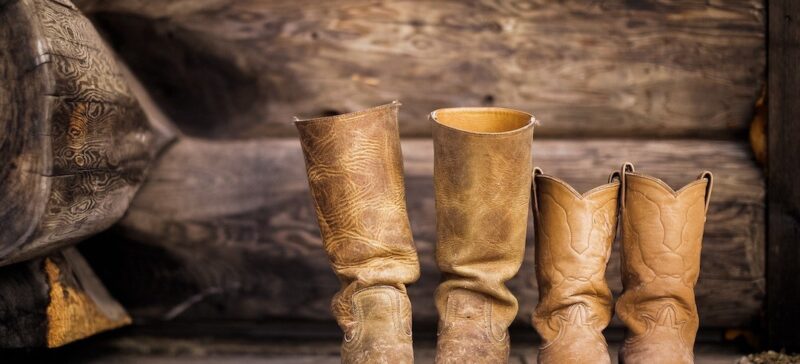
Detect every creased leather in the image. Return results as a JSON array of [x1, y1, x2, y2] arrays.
[[616, 163, 713, 364], [295, 102, 419, 364], [430, 107, 534, 364], [532, 171, 618, 364]]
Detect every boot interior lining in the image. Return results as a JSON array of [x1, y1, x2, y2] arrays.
[[432, 108, 532, 133]]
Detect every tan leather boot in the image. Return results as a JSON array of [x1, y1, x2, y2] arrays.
[[616, 163, 713, 364], [430, 107, 535, 363], [531, 168, 619, 364], [295, 102, 420, 364]]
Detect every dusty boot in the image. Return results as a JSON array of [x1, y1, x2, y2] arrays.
[[295, 102, 420, 364], [616, 163, 713, 364], [430, 107, 535, 363], [531, 168, 619, 364]]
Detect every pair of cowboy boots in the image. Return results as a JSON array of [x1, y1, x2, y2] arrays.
[[532, 164, 713, 364], [295, 102, 535, 363]]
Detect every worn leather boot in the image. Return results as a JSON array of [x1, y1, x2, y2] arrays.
[[430, 107, 535, 363], [531, 168, 619, 364], [616, 163, 713, 364], [295, 102, 420, 364]]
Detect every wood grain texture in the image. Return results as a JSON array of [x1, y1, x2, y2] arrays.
[[73, 0, 765, 138], [0, 334, 748, 364], [0, 0, 174, 266], [0, 247, 130, 348], [80, 138, 764, 328], [766, 0, 800, 351]]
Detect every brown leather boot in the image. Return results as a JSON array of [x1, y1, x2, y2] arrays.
[[430, 107, 535, 364], [295, 102, 420, 364], [616, 163, 713, 364], [531, 168, 619, 364]]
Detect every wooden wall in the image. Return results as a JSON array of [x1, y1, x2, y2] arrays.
[[82, 137, 764, 327], [68, 0, 766, 330], [73, 0, 765, 139]]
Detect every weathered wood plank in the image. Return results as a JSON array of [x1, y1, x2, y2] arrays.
[[80, 138, 764, 327], [74, 0, 765, 138], [0, 247, 131, 348], [0, 0, 174, 265], [4, 333, 746, 364], [767, 0, 800, 352]]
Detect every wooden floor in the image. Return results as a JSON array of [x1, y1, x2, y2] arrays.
[[7, 324, 749, 364], [62, 343, 743, 364]]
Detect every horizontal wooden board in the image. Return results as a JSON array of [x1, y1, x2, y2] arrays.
[[6, 333, 746, 363], [75, 0, 765, 138], [81, 138, 765, 328]]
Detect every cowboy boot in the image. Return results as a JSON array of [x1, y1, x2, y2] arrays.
[[430, 107, 535, 363], [616, 163, 713, 364], [295, 102, 420, 364], [531, 168, 619, 364]]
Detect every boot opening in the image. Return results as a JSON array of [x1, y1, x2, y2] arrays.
[[431, 107, 533, 134]]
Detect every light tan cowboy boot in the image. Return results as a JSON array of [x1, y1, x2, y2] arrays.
[[531, 168, 619, 364], [616, 163, 713, 364], [295, 102, 420, 364], [430, 107, 535, 363]]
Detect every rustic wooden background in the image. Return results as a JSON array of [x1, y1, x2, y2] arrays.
[[75, 0, 766, 329], [73, 0, 765, 140], [3, 0, 767, 337]]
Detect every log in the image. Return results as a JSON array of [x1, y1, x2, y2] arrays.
[[0, 0, 173, 265], [80, 138, 765, 327], [0, 247, 131, 348], [73, 0, 765, 139]]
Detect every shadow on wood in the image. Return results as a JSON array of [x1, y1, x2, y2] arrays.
[[767, 0, 800, 352]]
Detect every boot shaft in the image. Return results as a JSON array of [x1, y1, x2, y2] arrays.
[[619, 168, 711, 289], [295, 102, 419, 286], [431, 107, 534, 286], [532, 170, 618, 304]]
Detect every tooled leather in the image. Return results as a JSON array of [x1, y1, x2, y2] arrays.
[[532, 174, 618, 364], [431, 109, 534, 364], [617, 171, 711, 364], [434, 289, 509, 364], [342, 286, 414, 364], [295, 103, 419, 364]]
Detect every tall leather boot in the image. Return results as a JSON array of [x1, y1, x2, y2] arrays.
[[616, 163, 713, 364], [430, 107, 535, 363], [531, 168, 619, 364], [295, 102, 420, 364]]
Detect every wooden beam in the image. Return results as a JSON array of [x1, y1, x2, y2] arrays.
[[767, 0, 800, 352], [0, 247, 131, 348], [74, 0, 765, 139], [80, 138, 765, 327], [0, 0, 174, 266]]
